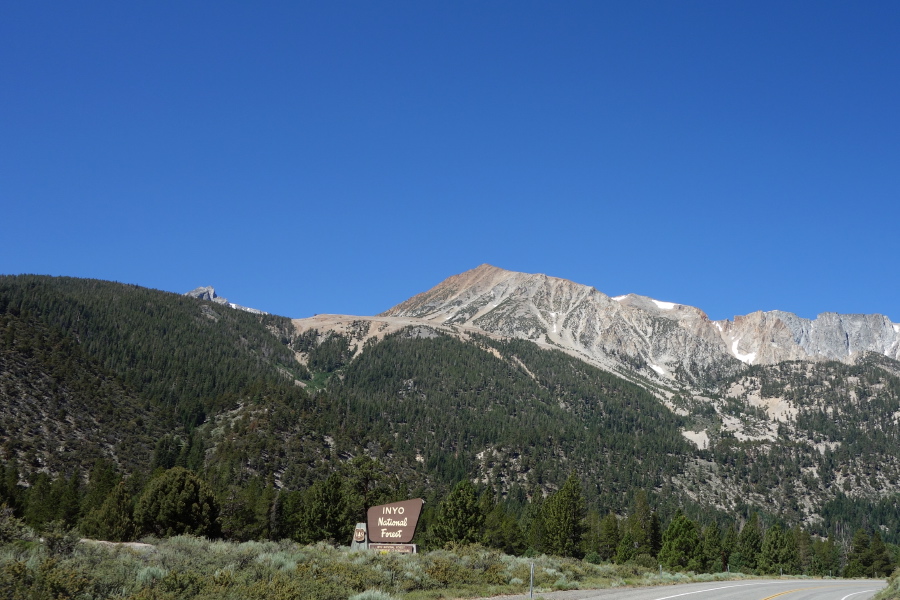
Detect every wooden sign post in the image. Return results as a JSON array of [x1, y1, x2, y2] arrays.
[[350, 522, 368, 550]]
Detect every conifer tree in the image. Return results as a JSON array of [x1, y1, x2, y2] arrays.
[[0, 461, 23, 514], [24, 473, 55, 527], [542, 473, 586, 558], [615, 528, 636, 563], [868, 531, 893, 577], [432, 480, 483, 547], [732, 513, 762, 572], [294, 473, 349, 544], [843, 529, 871, 578], [701, 522, 723, 573], [621, 490, 654, 559], [759, 523, 799, 575], [134, 467, 219, 538], [482, 499, 525, 555], [80, 460, 118, 520], [650, 510, 662, 557], [53, 474, 81, 527], [598, 512, 621, 562], [583, 509, 603, 557], [722, 524, 738, 571], [520, 495, 546, 554], [342, 455, 393, 524], [219, 479, 272, 542], [658, 512, 702, 572], [811, 536, 840, 576], [793, 525, 812, 575], [80, 482, 136, 542]]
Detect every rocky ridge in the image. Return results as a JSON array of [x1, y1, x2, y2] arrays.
[[185, 286, 267, 315], [375, 264, 900, 385]]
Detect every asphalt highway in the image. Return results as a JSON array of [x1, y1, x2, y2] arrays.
[[473, 579, 886, 600]]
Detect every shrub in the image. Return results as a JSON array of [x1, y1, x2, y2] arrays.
[[136, 565, 168, 586], [41, 521, 80, 556], [349, 590, 399, 600]]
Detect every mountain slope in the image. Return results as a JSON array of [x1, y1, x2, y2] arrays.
[[379, 264, 900, 385], [294, 264, 900, 534], [2, 270, 899, 543], [0, 275, 307, 475]]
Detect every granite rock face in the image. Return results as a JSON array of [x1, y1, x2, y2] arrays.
[[186, 286, 229, 305], [184, 286, 267, 315], [380, 264, 900, 384], [719, 310, 900, 365]]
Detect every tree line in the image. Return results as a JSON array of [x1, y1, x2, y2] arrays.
[[2, 458, 896, 579]]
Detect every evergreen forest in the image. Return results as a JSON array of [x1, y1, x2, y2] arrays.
[[0, 275, 898, 598]]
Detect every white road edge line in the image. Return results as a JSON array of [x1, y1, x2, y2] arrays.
[[840, 591, 876, 600], [651, 582, 783, 600]]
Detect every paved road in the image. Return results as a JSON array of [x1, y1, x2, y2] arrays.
[[471, 579, 886, 600]]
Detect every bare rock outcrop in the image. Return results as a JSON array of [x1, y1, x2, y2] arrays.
[[378, 264, 900, 384]]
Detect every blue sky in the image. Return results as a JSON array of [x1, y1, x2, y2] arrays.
[[2, 2, 898, 321]]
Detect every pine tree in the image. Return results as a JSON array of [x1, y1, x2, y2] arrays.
[[542, 473, 586, 558], [759, 523, 799, 575], [842, 529, 871, 578], [811, 536, 840, 576], [701, 522, 723, 573], [793, 525, 812, 575], [80, 482, 136, 542], [615, 528, 636, 564], [658, 512, 702, 572], [80, 460, 118, 520], [294, 473, 349, 544], [24, 473, 55, 527], [598, 512, 621, 562], [342, 455, 393, 524], [482, 500, 525, 555], [582, 509, 603, 557], [432, 480, 483, 547], [0, 461, 23, 514], [521, 495, 546, 554], [54, 474, 81, 527], [722, 524, 738, 571], [868, 531, 893, 577], [732, 513, 762, 572], [620, 490, 654, 559], [649, 511, 662, 558]]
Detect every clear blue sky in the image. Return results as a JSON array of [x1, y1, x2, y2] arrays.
[[2, 2, 898, 321]]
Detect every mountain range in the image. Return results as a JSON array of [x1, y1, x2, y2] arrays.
[[2, 267, 899, 542], [379, 264, 900, 375], [291, 264, 900, 533]]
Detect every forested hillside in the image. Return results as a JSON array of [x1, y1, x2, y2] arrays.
[[331, 330, 693, 508], [0, 275, 898, 578]]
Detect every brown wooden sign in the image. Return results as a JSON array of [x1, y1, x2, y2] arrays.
[[366, 498, 424, 543]]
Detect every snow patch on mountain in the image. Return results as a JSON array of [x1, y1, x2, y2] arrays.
[[732, 338, 757, 365], [652, 299, 677, 310]]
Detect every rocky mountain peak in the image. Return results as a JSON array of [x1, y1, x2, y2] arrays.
[[186, 285, 225, 304], [184, 286, 267, 315], [379, 265, 900, 384]]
